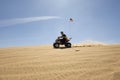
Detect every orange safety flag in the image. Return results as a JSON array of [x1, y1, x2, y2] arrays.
[[69, 18, 73, 22]]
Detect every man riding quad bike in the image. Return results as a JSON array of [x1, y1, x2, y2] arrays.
[[53, 31, 72, 48]]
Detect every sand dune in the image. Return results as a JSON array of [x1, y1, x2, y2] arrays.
[[0, 44, 120, 80]]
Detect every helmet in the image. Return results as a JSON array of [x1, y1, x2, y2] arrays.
[[60, 31, 64, 34]]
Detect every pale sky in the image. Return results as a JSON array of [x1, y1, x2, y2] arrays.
[[0, 0, 120, 47]]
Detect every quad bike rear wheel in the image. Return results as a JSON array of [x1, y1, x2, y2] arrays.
[[65, 43, 71, 48]]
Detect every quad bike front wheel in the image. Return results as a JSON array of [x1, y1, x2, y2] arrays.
[[53, 43, 60, 48]]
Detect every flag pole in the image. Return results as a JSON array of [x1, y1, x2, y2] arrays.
[[69, 18, 73, 39]]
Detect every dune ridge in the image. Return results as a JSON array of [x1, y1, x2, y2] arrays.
[[0, 44, 120, 80]]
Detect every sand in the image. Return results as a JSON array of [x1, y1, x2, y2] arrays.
[[0, 44, 120, 80]]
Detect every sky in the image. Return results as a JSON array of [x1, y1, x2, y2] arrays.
[[0, 0, 120, 48]]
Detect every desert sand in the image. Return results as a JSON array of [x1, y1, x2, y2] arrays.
[[0, 44, 120, 80]]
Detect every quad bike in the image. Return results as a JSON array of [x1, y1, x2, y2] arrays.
[[53, 37, 72, 48]]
